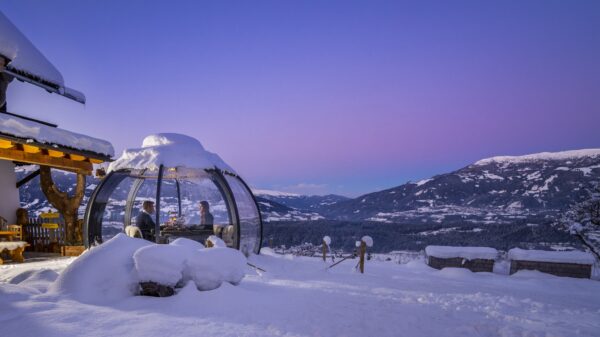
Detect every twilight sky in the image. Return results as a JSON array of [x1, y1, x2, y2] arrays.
[[1, 1, 599, 197]]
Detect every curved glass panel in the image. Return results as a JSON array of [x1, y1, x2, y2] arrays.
[[224, 174, 261, 255], [99, 175, 136, 242], [158, 169, 233, 246]]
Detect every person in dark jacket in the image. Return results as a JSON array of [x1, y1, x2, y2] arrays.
[[136, 200, 156, 242], [0, 56, 14, 112], [200, 201, 214, 227]]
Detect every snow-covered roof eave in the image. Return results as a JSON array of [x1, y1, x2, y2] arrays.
[[0, 113, 114, 158], [0, 11, 85, 104]]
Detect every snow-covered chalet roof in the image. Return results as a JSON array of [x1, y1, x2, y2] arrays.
[[108, 133, 233, 173], [0, 11, 84, 103], [0, 11, 62, 86], [0, 113, 114, 158]]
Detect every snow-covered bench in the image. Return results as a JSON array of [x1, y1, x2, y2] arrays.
[[508, 248, 596, 279], [425, 246, 498, 272], [0, 241, 29, 264]]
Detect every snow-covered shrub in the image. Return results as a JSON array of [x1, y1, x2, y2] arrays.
[[323, 236, 331, 245], [49, 234, 151, 304], [187, 247, 247, 291], [170, 237, 205, 250], [133, 244, 189, 287]]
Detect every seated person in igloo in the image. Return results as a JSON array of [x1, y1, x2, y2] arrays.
[[135, 201, 156, 242], [200, 200, 214, 227]]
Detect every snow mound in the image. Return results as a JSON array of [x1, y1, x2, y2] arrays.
[[133, 245, 189, 286], [48, 234, 151, 304], [323, 236, 331, 245], [474, 148, 600, 166], [108, 133, 233, 173], [508, 248, 596, 264], [425, 246, 499, 260], [362, 236, 374, 247], [133, 238, 246, 291], [170, 237, 205, 250], [187, 248, 247, 290], [46, 233, 247, 303]]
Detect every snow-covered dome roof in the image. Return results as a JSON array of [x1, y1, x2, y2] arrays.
[[108, 133, 234, 173]]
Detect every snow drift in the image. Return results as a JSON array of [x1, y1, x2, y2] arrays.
[[48, 234, 151, 304], [49, 234, 247, 304]]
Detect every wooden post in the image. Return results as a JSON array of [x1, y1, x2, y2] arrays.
[[359, 241, 367, 274], [16, 208, 28, 244], [322, 240, 328, 262]]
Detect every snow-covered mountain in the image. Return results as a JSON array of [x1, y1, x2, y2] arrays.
[[253, 189, 349, 215], [255, 196, 325, 222], [16, 148, 600, 230], [324, 149, 600, 224]]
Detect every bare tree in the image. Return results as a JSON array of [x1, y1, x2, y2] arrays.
[[572, 184, 600, 227], [39, 166, 86, 244]]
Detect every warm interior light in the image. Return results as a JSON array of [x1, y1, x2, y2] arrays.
[[22, 144, 41, 154], [69, 154, 86, 161], [0, 139, 13, 149], [47, 149, 64, 158]]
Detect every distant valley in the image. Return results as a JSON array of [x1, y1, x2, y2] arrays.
[[16, 149, 600, 253]]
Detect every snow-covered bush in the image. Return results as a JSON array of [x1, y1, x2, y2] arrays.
[[48, 233, 248, 302], [170, 237, 205, 250], [187, 247, 247, 291], [133, 244, 189, 287], [134, 238, 247, 292], [49, 234, 151, 304]]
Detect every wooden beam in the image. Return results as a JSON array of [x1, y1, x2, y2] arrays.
[[0, 147, 92, 175], [16, 168, 40, 188], [0, 134, 111, 165]]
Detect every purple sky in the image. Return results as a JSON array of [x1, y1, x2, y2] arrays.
[[2, 1, 599, 197]]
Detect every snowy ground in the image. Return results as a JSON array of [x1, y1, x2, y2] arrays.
[[1, 250, 600, 337]]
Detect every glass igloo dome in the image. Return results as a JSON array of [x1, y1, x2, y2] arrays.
[[83, 134, 262, 255]]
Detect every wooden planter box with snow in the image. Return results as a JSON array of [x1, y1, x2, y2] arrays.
[[508, 248, 595, 279], [425, 246, 498, 272]]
